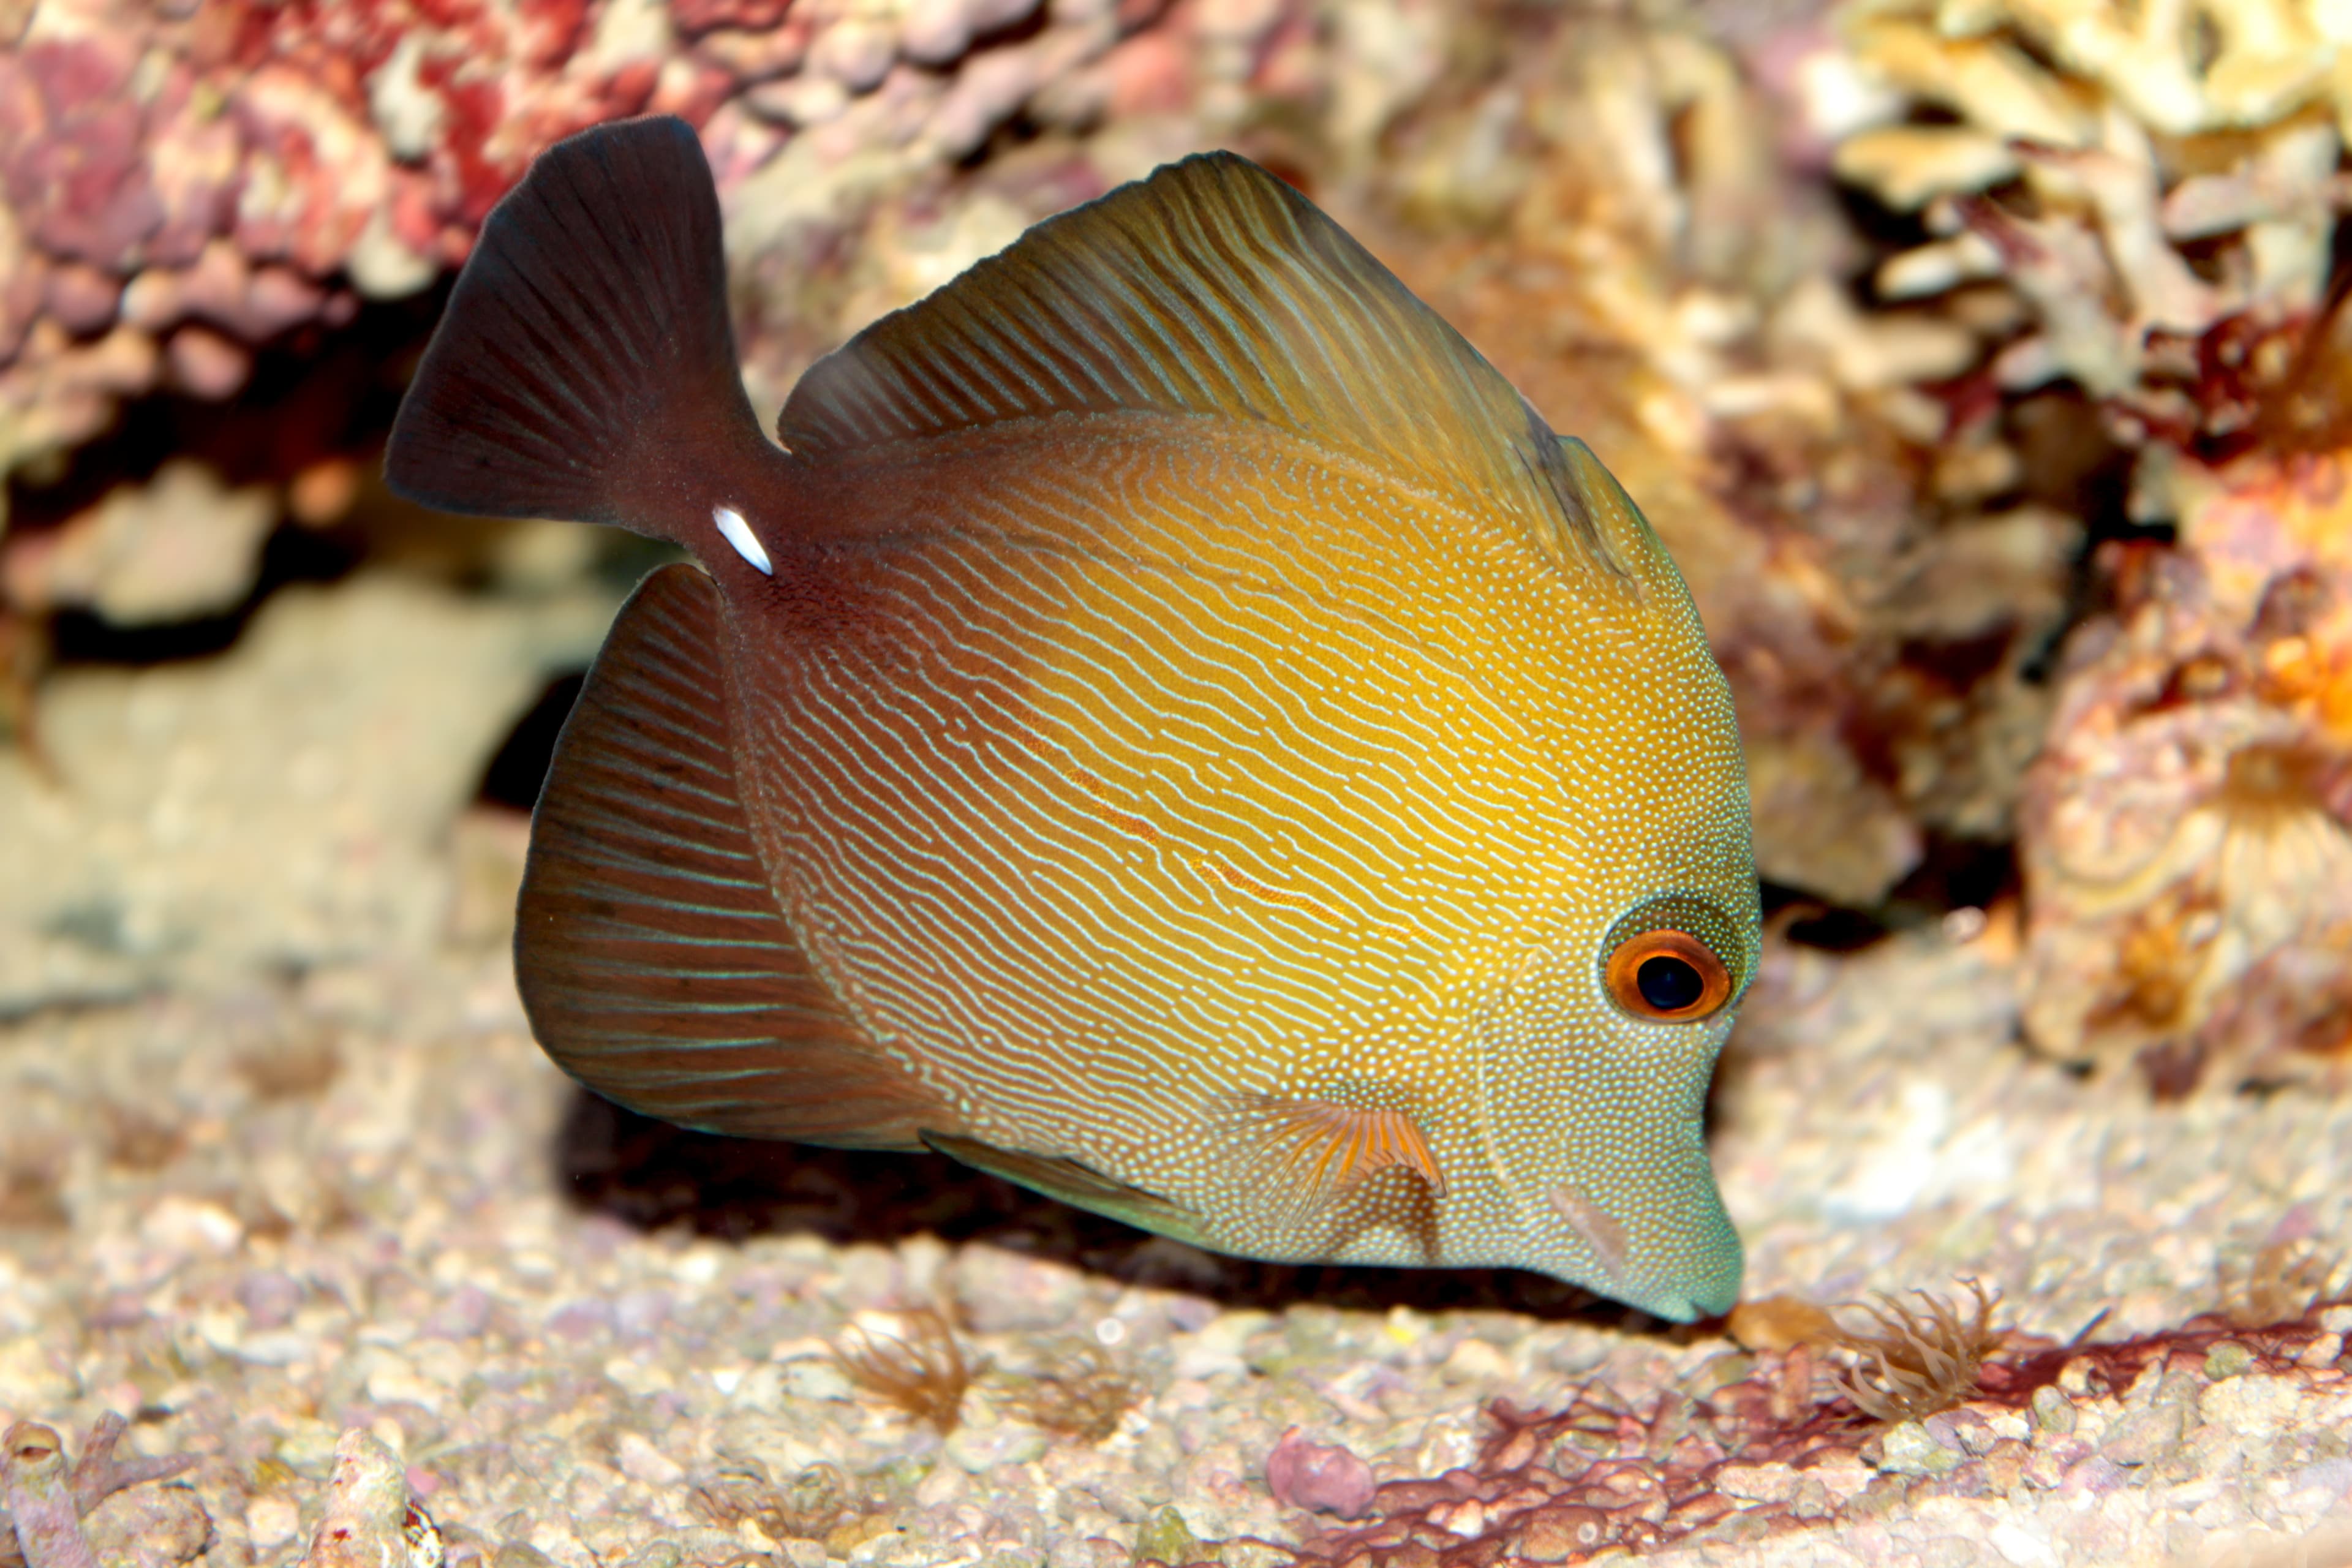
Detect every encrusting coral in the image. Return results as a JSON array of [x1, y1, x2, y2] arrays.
[[0, 0, 1396, 514], [2018, 443, 2352, 1091], [0, 1414, 196, 1568], [1796, 0, 2352, 1089], [1827, 0, 2350, 427], [0, 0, 1182, 695], [1803, 0, 2352, 913]]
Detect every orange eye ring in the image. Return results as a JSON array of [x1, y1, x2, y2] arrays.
[[1604, 929, 1733, 1022]]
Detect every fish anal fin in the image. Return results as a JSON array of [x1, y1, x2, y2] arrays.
[[518, 561, 953, 1149], [777, 153, 1617, 577], [921, 1131, 1213, 1250], [1236, 1095, 1447, 1214]]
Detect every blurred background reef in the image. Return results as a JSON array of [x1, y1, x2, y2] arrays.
[[2, 0, 2351, 1106]]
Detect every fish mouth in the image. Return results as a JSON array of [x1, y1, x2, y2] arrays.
[[1634, 1272, 1740, 1324]]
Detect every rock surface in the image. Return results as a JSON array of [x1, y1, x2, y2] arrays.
[[4, 1, 2352, 1564], [0, 864, 2346, 1562], [0, 573, 620, 1014]]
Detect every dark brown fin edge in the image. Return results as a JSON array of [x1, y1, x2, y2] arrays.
[[516, 562, 954, 1148], [384, 116, 772, 544]]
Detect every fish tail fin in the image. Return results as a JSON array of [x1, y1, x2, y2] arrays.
[[385, 115, 773, 546]]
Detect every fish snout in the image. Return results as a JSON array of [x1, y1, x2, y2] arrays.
[[1536, 1150, 1742, 1322]]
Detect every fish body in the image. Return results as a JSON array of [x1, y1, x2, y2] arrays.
[[386, 118, 1758, 1319]]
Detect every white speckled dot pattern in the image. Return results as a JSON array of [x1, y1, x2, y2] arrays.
[[720, 413, 1755, 1319], [564, 151, 1760, 1320]]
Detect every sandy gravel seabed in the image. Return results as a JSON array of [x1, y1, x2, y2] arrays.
[[4, 925, 2352, 1567]]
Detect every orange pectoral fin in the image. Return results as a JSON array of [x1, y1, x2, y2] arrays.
[[1235, 1095, 1447, 1216]]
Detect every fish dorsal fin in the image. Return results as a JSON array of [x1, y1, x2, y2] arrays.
[[921, 1131, 1216, 1251], [777, 153, 1611, 573], [517, 562, 954, 1150]]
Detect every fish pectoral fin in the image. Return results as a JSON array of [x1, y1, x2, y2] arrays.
[[776, 153, 1616, 579], [1234, 1095, 1447, 1216], [920, 1131, 1213, 1250], [518, 561, 953, 1150]]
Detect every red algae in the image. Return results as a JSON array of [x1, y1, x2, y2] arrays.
[[1278, 1283, 2352, 1567]]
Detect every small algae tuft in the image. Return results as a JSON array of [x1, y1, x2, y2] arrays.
[[2219, 1238, 2352, 1330], [998, 1344, 1145, 1446], [692, 1460, 859, 1542], [1825, 1279, 2008, 1425], [830, 1306, 987, 1435]]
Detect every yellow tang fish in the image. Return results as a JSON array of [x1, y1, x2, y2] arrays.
[[386, 116, 1758, 1320]]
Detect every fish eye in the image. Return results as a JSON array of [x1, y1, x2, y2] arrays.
[[1604, 929, 1733, 1023]]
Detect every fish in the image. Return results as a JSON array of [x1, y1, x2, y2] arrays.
[[385, 115, 1759, 1321]]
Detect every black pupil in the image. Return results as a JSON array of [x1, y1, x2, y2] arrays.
[[1637, 955, 1704, 1012]]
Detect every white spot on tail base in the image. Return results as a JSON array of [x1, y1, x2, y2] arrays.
[[714, 504, 771, 575]]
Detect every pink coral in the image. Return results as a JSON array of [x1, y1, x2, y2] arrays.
[[0, 0, 1162, 503], [670, 0, 796, 37], [1265, 1426, 1377, 1520], [1, 36, 161, 271]]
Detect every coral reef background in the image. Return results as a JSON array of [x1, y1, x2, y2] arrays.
[[4, 0, 2352, 1562]]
